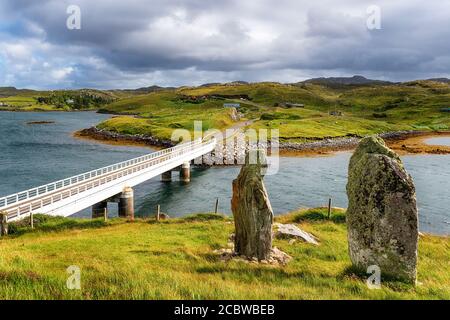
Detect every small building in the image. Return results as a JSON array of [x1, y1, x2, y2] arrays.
[[282, 102, 304, 108], [66, 99, 74, 104], [224, 103, 240, 108]]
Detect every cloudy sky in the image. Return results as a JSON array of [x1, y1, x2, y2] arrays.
[[0, 0, 449, 89]]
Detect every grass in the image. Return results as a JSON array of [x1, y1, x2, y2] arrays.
[[0, 209, 448, 300]]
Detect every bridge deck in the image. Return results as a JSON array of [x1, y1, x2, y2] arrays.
[[0, 138, 215, 221]]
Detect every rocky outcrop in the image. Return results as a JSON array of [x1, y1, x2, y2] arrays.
[[231, 150, 273, 260], [346, 136, 418, 283]]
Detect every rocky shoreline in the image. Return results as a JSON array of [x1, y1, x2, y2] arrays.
[[75, 126, 449, 166], [76, 127, 175, 148], [279, 131, 429, 152]]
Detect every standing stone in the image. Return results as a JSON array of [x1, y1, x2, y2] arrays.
[[231, 150, 273, 260], [346, 136, 418, 283]]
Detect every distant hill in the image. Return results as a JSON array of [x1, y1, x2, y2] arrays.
[[426, 78, 450, 83], [111, 85, 175, 95], [200, 81, 249, 87], [0, 87, 37, 97], [199, 83, 222, 87], [301, 75, 393, 87], [133, 85, 175, 93]]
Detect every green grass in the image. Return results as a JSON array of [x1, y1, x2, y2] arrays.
[[0, 209, 448, 300]]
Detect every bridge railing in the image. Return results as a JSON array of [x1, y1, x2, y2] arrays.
[[0, 138, 215, 214]]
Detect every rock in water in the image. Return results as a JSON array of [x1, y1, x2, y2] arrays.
[[347, 136, 418, 283], [231, 150, 273, 260]]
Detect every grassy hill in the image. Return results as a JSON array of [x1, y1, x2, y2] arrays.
[[2, 80, 449, 142], [0, 88, 118, 111], [95, 80, 450, 142], [0, 208, 448, 300]]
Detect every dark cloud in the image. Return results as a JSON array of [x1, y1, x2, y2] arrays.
[[0, 0, 449, 89]]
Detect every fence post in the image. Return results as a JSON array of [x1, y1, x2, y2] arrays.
[[104, 208, 108, 222], [214, 198, 219, 214], [156, 205, 161, 221], [30, 211, 34, 229], [0, 212, 8, 236], [327, 198, 332, 219]]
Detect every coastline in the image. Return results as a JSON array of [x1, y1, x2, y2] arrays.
[[74, 126, 450, 157], [74, 126, 172, 150], [0, 108, 98, 113]]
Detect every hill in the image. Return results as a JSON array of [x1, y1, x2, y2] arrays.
[[427, 78, 450, 84], [111, 85, 176, 95], [94, 80, 450, 143], [0, 87, 37, 98], [0, 89, 118, 111], [301, 75, 393, 87]]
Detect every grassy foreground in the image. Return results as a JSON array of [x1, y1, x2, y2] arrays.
[[0, 209, 448, 300]]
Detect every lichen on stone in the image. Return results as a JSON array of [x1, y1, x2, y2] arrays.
[[346, 136, 418, 284]]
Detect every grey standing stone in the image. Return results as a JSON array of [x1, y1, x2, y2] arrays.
[[346, 136, 418, 283], [231, 150, 273, 260]]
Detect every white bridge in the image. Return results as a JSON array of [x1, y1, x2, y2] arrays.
[[0, 138, 216, 222]]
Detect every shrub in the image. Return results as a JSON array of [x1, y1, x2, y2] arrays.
[[373, 112, 388, 118]]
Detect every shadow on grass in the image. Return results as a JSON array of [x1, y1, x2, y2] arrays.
[[146, 213, 230, 225], [6, 214, 116, 237], [182, 213, 228, 222], [339, 265, 415, 292]]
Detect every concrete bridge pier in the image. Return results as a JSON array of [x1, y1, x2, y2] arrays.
[[161, 171, 172, 182], [92, 201, 108, 219], [180, 162, 191, 183], [118, 186, 134, 220]]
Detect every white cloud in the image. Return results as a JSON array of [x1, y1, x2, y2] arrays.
[[4, 43, 31, 61], [51, 67, 74, 80]]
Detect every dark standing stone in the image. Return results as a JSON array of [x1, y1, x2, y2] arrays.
[[346, 136, 418, 283], [231, 150, 273, 260]]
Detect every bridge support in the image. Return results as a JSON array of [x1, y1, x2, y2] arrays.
[[161, 171, 172, 182], [92, 201, 108, 219], [119, 186, 134, 220], [0, 212, 8, 236], [180, 162, 191, 183]]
